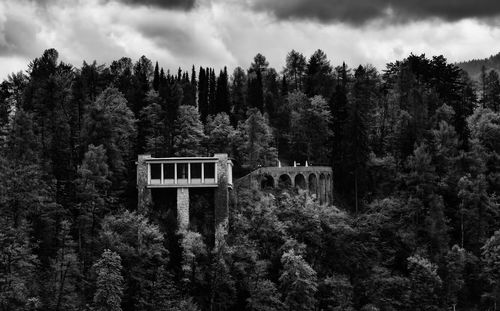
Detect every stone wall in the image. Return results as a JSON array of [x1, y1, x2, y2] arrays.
[[214, 153, 229, 237], [177, 188, 189, 232], [235, 166, 334, 205], [137, 154, 152, 213]]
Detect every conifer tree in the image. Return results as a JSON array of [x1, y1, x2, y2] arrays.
[[215, 67, 230, 114], [247, 69, 264, 112], [153, 61, 160, 91], [198, 67, 209, 121], [205, 113, 236, 155], [191, 65, 197, 105], [236, 108, 277, 170], [93, 249, 124, 311], [305, 49, 333, 99], [284, 50, 307, 92], [173, 105, 206, 156], [209, 68, 217, 115], [83, 87, 136, 186], [230, 67, 248, 125], [407, 255, 442, 311]]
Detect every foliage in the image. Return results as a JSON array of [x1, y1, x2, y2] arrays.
[[2, 48, 500, 311], [173, 105, 206, 156], [93, 249, 124, 311]]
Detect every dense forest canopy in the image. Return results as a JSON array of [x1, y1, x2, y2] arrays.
[[457, 52, 500, 82], [1, 48, 500, 311]]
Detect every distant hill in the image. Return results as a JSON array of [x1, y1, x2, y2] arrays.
[[456, 52, 500, 82]]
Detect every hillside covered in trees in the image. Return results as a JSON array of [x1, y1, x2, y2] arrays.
[[457, 52, 500, 82], [1, 48, 500, 311]]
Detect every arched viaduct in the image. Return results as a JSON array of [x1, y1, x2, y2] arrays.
[[235, 166, 333, 205]]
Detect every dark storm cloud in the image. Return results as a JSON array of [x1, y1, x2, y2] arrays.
[[250, 0, 500, 24], [107, 0, 196, 10]]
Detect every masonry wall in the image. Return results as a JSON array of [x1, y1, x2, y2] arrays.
[[214, 153, 229, 238], [137, 154, 152, 213], [177, 188, 189, 232]]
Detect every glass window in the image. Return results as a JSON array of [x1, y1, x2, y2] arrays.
[[164, 163, 175, 179], [191, 163, 202, 179], [177, 163, 188, 179], [150, 164, 161, 179], [204, 163, 215, 179]]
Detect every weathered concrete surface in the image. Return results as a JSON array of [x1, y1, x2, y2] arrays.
[[214, 153, 229, 237], [177, 188, 189, 231], [235, 166, 334, 205], [137, 154, 152, 213]]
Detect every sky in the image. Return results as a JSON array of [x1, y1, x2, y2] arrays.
[[1, 0, 500, 80]]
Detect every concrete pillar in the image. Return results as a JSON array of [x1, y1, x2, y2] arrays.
[[214, 153, 229, 237], [137, 154, 152, 213], [177, 188, 190, 231]]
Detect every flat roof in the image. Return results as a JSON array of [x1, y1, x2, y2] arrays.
[[146, 157, 219, 162]]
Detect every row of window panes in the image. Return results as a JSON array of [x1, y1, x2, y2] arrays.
[[150, 163, 215, 182]]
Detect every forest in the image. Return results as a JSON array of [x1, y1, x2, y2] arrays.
[[1, 47, 500, 311]]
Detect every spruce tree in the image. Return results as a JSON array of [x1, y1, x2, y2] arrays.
[[230, 67, 247, 125], [93, 250, 124, 311], [198, 67, 209, 121], [284, 49, 307, 92], [209, 68, 217, 116], [153, 61, 160, 91], [215, 67, 230, 114], [173, 105, 206, 156]]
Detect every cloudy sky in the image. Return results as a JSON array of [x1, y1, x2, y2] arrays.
[[1, 0, 500, 79]]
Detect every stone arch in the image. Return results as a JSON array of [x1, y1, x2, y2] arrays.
[[319, 173, 327, 205], [308, 173, 318, 199], [278, 174, 292, 188], [261, 174, 274, 190], [294, 173, 306, 190]]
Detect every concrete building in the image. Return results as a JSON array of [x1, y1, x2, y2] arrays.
[[137, 153, 232, 236]]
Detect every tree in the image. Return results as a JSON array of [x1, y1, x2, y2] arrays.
[[93, 249, 124, 311], [48, 220, 80, 311], [247, 69, 264, 112], [0, 221, 39, 311], [340, 65, 375, 212], [230, 67, 248, 125], [173, 105, 206, 156], [6, 109, 39, 163], [247, 279, 284, 311], [153, 62, 160, 92], [289, 94, 332, 163], [279, 249, 317, 311], [407, 255, 442, 311], [83, 87, 136, 186], [483, 70, 500, 112], [208, 68, 217, 115], [198, 67, 209, 121], [305, 49, 333, 99], [100, 211, 168, 310], [482, 230, 500, 310], [444, 245, 466, 311], [236, 109, 277, 170], [284, 50, 307, 92], [317, 274, 354, 311], [215, 67, 230, 114], [75, 145, 111, 274], [204, 113, 236, 155], [140, 90, 168, 156]]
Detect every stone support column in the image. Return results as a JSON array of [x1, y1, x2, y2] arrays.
[[137, 154, 152, 213], [214, 153, 229, 238], [177, 188, 190, 232]]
